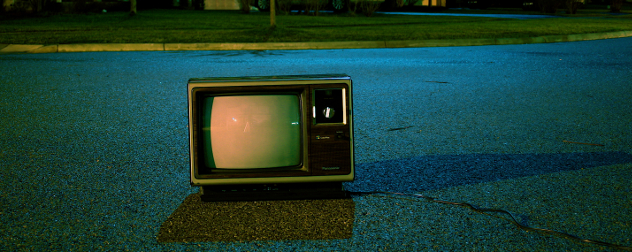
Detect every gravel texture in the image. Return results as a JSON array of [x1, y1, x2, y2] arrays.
[[1, 37, 632, 251]]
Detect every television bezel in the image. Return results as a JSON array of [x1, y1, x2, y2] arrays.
[[187, 74, 354, 186]]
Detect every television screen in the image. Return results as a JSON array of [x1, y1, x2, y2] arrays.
[[202, 95, 301, 169]]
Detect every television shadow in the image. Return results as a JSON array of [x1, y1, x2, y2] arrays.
[[157, 194, 354, 243], [158, 151, 632, 243], [345, 151, 632, 193]]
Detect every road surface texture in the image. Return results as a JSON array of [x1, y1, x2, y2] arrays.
[[1, 37, 632, 251]]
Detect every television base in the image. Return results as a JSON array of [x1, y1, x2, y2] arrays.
[[200, 182, 349, 202]]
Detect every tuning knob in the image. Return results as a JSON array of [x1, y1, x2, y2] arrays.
[[322, 107, 335, 119]]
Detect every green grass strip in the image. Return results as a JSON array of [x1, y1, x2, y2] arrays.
[[1, 9, 632, 44]]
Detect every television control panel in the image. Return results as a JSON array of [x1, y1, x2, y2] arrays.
[[310, 86, 351, 176]]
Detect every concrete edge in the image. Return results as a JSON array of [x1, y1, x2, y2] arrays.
[[29, 45, 59, 54], [163, 41, 387, 51], [0, 44, 48, 53], [57, 43, 165, 53], [385, 30, 632, 48], [1, 30, 631, 54]]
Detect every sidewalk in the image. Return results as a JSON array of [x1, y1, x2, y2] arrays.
[[2, 30, 632, 54]]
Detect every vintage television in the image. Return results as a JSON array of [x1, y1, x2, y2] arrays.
[[187, 74, 354, 201]]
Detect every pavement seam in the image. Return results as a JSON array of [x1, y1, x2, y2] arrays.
[[1, 30, 631, 54]]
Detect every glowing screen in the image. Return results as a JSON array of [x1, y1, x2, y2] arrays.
[[202, 95, 301, 169]]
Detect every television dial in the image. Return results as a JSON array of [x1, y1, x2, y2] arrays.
[[322, 107, 335, 119]]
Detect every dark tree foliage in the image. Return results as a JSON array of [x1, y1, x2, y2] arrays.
[[565, 0, 581, 14], [5, 0, 58, 13], [610, 0, 623, 13], [537, 0, 563, 13]]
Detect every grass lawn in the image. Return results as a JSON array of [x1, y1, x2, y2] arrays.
[[1, 8, 632, 44]]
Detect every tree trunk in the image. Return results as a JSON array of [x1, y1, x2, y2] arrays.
[[270, 0, 276, 28], [36, 0, 43, 12], [566, 0, 578, 14], [130, 0, 137, 16]]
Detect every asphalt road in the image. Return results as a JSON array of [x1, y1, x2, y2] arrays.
[[1, 37, 632, 251]]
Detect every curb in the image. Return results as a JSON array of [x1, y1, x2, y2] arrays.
[[1, 30, 632, 54]]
